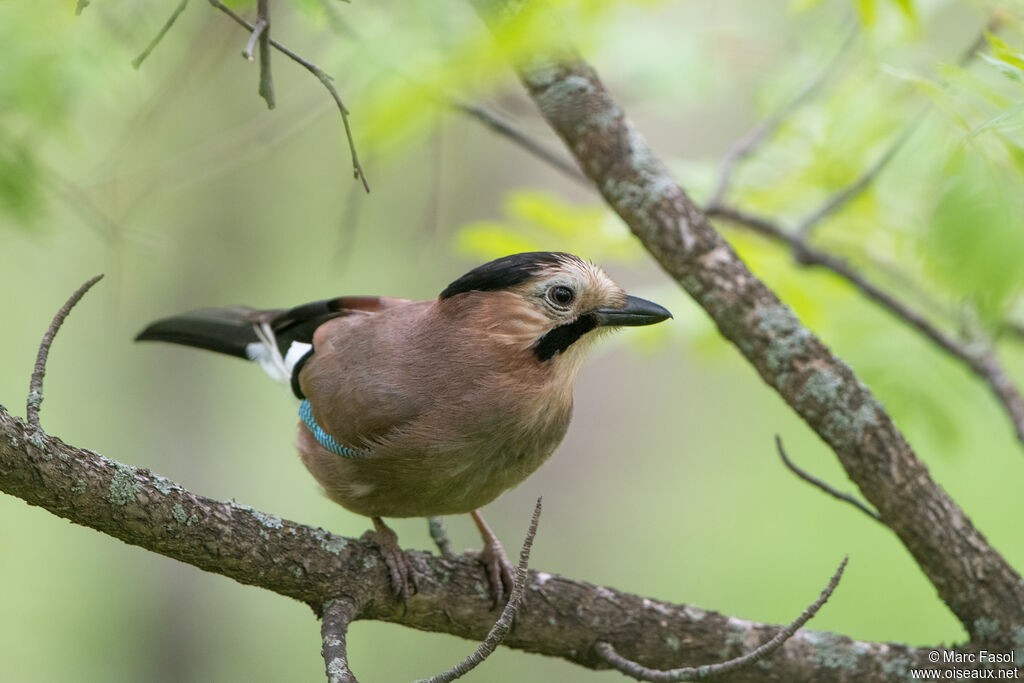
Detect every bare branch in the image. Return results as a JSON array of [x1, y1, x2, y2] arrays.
[[75, 0, 90, 16], [595, 557, 849, 682], [321, 598, 360, 683], [794, 117, 919, 239], [795, 21, 994, 239], [453, 102, 589, 186], [206, 0, 368, 191], [133, 0, 191, 70], [243, 20, 266, 62], [318, 1, 586, 189], [26, 275, 104, 431], [707, 23, 858, 208], [469, 0, 1024, 642], [0, 401, 996, 679], [427, 517, 456, 560], [255, 0, 275, 109], [417, 498, 542, 683], [707, 205, 1024, 448], [775, 436, 881, 524]]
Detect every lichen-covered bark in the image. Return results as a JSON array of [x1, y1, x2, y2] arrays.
[[0, 407, 1003, 680], [468, 0, 1024, 647]]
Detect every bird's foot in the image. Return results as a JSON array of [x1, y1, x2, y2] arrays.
[[371, 517, 417, 602], [470, 509, 515, 607], [478, 534, 515, 607]]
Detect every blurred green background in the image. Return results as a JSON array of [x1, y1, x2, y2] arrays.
[[3, 0, 1024, 681]]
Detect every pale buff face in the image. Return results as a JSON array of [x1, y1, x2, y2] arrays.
[[512, 254, 627, 326], [472, 255, 627, 359]]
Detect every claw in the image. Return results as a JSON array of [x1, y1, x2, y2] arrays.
[[470, 509, 515, 607], [372, 517, 417, 602]]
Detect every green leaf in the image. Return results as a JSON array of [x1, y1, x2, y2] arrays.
[[970, 98, 1024, 138], [890, 0, 915, 20], [980, 53, 1024, 84], [854, 0, 877, 26], [454, 190, 640, 263], [985, 31, 1024, 71], [922, 149, 1024, 321], [0, 142, 42, 225]]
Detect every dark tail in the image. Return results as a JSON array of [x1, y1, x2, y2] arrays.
[[135, 307, 262, 359]]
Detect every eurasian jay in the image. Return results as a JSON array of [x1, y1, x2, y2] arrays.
[[136, 252, 671, 601]]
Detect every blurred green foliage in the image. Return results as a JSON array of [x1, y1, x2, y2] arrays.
[[3, 0, 1024, 681]]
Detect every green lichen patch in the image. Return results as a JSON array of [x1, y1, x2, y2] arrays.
[[798, 370, 844, 418], [151, 475, 179, 496], [664, 635, 680, 651], [108, 463, 142, 506], [973, 617, 1001, 640], [311, 527, 348, 555], [754, 304, 813, 373], [171, 503, 189, 525], [804, 631, 863, 671], [682, 605, 706, 622], [70, 478, 87, 495], [249, 509, 283, 530], [880, 655, 911, 677]]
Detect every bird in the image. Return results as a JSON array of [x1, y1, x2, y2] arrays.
[[136, 252, 671, 602]]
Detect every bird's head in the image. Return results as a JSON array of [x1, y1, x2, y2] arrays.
[[439, 252, 671, 363]]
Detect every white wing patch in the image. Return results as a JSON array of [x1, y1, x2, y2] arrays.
[[284, 341, 312, 373], [245, 322, 312, 384]]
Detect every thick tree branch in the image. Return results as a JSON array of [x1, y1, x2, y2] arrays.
[[0, 274, 1006, 680], [321, 598, 360, 683], [0, 407, 998, 680], [706, 204, 1024, 449], [469, 0, 1024, 645]]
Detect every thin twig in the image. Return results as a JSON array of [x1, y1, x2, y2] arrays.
[[75, 0, 90, 16], [595, 557, 849, 682], [794, 21, 995, 239], [255, 0, 275, 108], [794, 115, 920, 239], [26, 275, 105, 431], [775, 436, 881, 524], [707, 205, 1024, 448], [416, 497, 542, 683], [133, 0, 191, 69], [453, 102, 589, 186], [707, 23, 858, 208], [428, 517, 456, 560], [243, 20, 266, 61], [318, 1, 586, 189], [321, 597, 360, 683], [206, 0, 368, 191]]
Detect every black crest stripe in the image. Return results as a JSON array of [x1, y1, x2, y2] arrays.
[[440, 252, 576, 299]]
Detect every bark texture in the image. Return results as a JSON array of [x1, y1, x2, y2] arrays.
[[469, 0, 1024, 649], [0, 407, 1000, 680]]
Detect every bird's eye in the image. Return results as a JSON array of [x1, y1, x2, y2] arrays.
[[547, 285, 575, 307]]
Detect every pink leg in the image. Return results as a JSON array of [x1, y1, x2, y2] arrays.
[[470, 509, 515, 606]]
